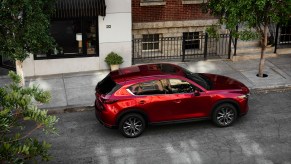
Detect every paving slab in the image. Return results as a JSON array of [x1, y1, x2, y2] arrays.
[[26, 78, 68, 108], [39, 89, 67, 108], [241, 67, 291, 89], [66, 86, 95, 106], [0, 77, 12, 87], [186, 60, 234, 74]]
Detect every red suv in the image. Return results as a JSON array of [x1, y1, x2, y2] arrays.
[[95, 63, 249, 138]]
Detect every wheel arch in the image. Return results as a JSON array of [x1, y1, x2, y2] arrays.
[[116, 108, 149, 126], [211, 99, 241, 116]]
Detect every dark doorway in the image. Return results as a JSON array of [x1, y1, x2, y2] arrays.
[[0, 55, 16, 71]]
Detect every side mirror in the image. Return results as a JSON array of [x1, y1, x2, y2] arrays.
[[194, 90, 200, 96]]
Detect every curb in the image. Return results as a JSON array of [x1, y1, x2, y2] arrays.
[[47, 105, 94, 115], [251, 85, 291, 94]]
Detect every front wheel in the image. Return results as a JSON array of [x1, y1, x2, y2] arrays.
[[212, 103, 237, 127], [119, 113, 145, 138]]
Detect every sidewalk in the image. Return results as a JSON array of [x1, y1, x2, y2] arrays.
[[1, 54, 291, 109]]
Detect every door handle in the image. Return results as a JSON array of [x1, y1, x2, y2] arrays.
[[139, 100, 146, 104], [173, 100, 181, 103]]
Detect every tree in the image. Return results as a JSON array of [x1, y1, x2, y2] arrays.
[[0, 71, 58, 163], [0, 0, 56, 84], [204, 0, 291, 77]]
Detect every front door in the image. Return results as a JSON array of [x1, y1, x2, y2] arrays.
[[167, 78, 211, 120]]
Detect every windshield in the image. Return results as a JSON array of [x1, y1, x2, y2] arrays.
[[182, 68, 211, 90]]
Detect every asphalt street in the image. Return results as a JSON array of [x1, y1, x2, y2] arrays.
[[37, 89, 291, 164]]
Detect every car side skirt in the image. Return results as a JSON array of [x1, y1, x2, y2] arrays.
[[149, 117, 210, 125]]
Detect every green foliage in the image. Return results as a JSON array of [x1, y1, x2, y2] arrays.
[[206, 24, 220, 39], [0, 0, 56, 61], [0, 71, 58, 163], [204, 0, 291, 40], [105, 52, 124, 65]]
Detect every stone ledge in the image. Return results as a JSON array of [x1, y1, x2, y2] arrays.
[[140, 1, 166, 6], [182, 0, 206, 5], [133, 19, 219, 30]]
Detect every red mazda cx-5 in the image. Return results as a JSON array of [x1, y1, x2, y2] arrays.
[[95, 63, 250, 138]]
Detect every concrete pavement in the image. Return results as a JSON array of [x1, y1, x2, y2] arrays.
[[0, 54, 291, 109]]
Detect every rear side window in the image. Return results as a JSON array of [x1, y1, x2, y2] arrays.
[[97, 74, 120, 95]]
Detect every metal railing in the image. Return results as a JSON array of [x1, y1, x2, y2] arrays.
[[274, 23, 291, 53], [132, 33, 231, 64]]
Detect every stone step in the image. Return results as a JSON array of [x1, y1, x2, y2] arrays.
[[234, 46, 274, 54], [276, 48, 291, 55], [236, 40, 260, 47], [231, 52, 277, 61]]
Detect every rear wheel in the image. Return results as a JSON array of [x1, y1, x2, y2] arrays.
[[119, 113, 145, 138], [212, 103, 237, 127]]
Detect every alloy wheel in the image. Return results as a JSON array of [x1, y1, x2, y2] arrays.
[[119, 114, 145, 138], [216, 107, 235, 126]]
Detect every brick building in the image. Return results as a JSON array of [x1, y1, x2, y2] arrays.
[[131, 0, 225, 62], [132, 0, 217, 37]]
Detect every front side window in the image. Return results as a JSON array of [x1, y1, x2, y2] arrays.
[[169, 79, 196, 94], [142, 34, 160, 51], [35, 18, 98, 59]]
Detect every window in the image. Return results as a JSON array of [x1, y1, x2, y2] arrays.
[[35, 18, 98, 59], [280, 26, 291, 44], [183, 32, 200, 49], [169, 79, 195, 94], [128, 80, 166, 95], [142, 34, 160, 51]]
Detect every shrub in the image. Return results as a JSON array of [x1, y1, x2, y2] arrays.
[[0, 71, 58, 163], [104, 52, 124, 65]]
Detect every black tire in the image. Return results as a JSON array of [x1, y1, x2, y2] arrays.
[[119, 113, 146, 138], [212, 103, 237, 127]]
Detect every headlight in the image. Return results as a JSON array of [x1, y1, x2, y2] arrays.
[[237, 94, 250, 99]]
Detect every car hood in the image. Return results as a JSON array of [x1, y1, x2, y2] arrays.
[[200, 73, 248, 92]]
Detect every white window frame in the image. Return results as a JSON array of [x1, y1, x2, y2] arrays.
[[142, 34, 161, 52]]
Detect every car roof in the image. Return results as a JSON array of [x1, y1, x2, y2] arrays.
[[110, 63, 185, 83]]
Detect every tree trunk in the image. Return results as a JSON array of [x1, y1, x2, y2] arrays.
[[16, 60, 25, 86], [258, 25, 268, 78]]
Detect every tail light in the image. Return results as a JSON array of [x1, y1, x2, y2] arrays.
[[102, 98, 118, 104]]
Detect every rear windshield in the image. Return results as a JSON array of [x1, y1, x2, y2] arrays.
[[96, 74, 119, 95]]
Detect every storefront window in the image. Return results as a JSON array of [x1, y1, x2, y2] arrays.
[[35, 18, 98, 59]]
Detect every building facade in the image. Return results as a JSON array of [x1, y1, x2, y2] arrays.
[[21, 0, 132, 77], [131, 0, 226, 62]]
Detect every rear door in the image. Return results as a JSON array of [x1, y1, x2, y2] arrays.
[[127, 80, 175, 122]]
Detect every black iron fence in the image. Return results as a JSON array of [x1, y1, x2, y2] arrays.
[[132, 33, 231, 64], [274, 24, 291, 52]]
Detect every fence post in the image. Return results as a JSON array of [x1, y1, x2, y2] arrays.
[[132, 36, 134, 65], [228, 32, 232, 59], [204, 33, 208, 60], [274, 24, 279, 53], [233, 25, 238, 56], [182, 36, 186, 62]]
